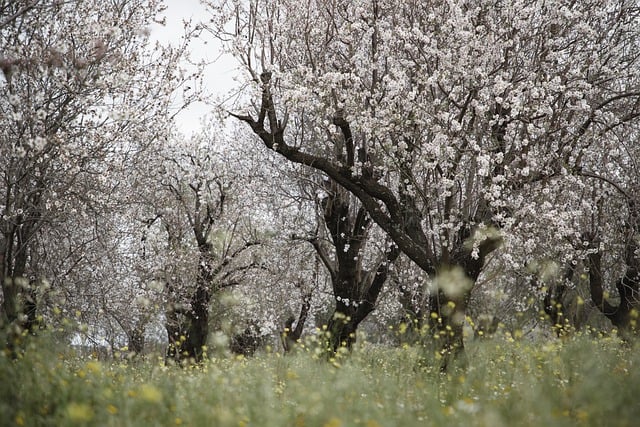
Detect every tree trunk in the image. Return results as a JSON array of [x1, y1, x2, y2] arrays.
[[182, 282, 210, 361], [425, 231, 502, 371], [231, 323, 263, 356], [426, 287, 468, 372], [164, 304, 183, 361], [587, 239, 640, 337], [282, 292, 311, 353], [127, 321, 146, 356], [1, 231, 39, 356], [326, 303, 359, 352], [166, 284, 210, 363], [543, 265, 575, 336], [165, 261, 212, 363], [326, 246, 399, 353]]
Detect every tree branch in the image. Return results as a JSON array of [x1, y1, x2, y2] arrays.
[[291, 234, 336, 280], [232, 74, 438, 274]]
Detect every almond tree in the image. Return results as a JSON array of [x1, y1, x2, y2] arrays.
[[208, 0, 640, 369], [135, 133, 266, 362], [0, 0, 195, 352], [578, 136, 640, 337]]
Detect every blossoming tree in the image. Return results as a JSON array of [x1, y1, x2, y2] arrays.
[[207, 0, 640, 368], [0, 0, 195, 352]]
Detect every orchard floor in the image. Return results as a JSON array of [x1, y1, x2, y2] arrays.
[[1, 333, 638, 426]]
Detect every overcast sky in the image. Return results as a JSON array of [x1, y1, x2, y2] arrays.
[[152, 0, 238, 136]]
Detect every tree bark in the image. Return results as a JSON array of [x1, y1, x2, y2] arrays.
[[165, 259, 211, 363], [326, 244, 400, 352], [581, 184, 640, 337], [282, 292, 311, 353], [587, 245, 639, 336], [1, 225, 40, 356], [128, 322, 145, 356], [543, 265, 575, 336]]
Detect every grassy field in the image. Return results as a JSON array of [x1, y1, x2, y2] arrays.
[[1, 333, 638, 427]]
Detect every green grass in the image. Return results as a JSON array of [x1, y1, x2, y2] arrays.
[[1, 334, 638, 427]]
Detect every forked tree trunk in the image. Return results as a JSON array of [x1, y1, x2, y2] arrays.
[[326, 246, 400, 353]]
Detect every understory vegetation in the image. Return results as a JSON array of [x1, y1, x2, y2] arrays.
[[2, 331, 638, 427]]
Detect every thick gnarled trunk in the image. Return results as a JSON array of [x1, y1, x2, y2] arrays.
[[587, 248, 639, 337], [166, 259, 211, 363], [583, 201, 639, 337], [326, 246, 399, 352]]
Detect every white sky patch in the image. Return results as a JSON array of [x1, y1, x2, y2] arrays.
[[151, 0, 238, 136]]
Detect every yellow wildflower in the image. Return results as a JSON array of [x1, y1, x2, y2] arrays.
[[85, 360, 101, 374], [139, 384, 163, 403], [323, 417, 342, 427], [66, 402, 94, 422]]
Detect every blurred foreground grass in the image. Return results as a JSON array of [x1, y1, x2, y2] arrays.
[[1, 334, 638, 427]]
